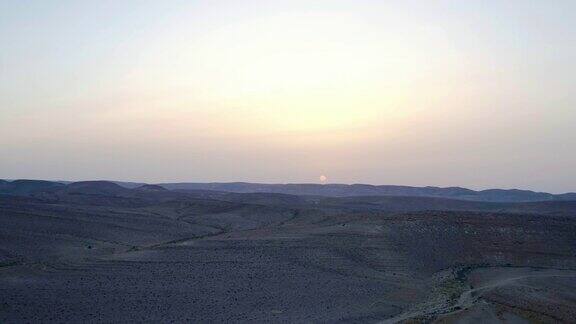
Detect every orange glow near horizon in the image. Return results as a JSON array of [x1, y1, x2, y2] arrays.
[[2, 1, 576, 192]]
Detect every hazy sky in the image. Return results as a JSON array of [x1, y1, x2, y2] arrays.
[[1, 0, 575, 192]]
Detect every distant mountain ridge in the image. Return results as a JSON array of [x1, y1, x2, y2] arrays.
[[159, 182, 576, 203], [1, 179, 575, 203]]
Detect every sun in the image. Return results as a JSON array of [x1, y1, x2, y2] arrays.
[[319, 175, 328, 184]]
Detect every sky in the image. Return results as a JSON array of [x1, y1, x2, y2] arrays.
[[1, 0, 575, 192]]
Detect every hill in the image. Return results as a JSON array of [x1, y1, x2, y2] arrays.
[[0, 179, 65, 195]]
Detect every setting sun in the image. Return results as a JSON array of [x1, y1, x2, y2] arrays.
[[2, 0, 575, 190]]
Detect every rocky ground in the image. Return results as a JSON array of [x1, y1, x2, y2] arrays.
[[1, 181, 575, 323]]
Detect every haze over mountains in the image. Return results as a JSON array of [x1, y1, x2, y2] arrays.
[[5, 179, 575, 203], [1, 179, 576, 215]]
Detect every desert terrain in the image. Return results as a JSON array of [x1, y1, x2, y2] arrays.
[[1, 180, 575, 323]]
